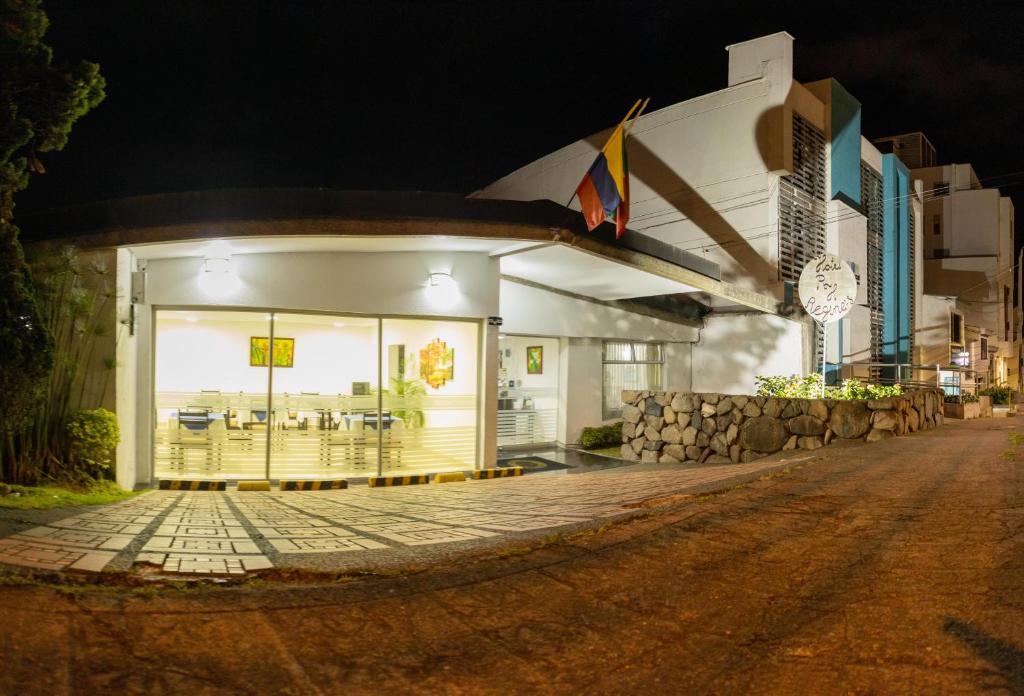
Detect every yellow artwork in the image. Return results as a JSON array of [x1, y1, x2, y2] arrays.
[[420, 338, 454, 389]]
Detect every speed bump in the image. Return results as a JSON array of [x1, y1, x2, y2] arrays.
[[471, 467, 523, 480], [433, 472, 466, 484], [279, 479, 349, 491], [158, 480, 227, 491], [237, 480, 271, 491], [368, 474, 430, 488]]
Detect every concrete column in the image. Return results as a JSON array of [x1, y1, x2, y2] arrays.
[[480, 319, 498, 469]]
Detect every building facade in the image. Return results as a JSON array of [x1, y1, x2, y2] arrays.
[[876, 133, 1016, 391]]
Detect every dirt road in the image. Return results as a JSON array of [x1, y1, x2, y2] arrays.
[[2, 417, 1022, 695]]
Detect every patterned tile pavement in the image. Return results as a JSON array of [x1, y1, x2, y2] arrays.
[[0, 456, 800, 576]]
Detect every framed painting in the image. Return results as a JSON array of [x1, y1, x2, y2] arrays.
[[420, 338, 454, 389], [250, 337, 295, 367], [526, 346, 543, 374]]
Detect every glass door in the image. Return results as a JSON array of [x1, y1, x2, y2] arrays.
[[153, 310, 272, 480], [497, 335, 559, 447], [267, 314, 379, 478]]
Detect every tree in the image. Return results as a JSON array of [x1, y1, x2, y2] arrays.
[[0, 0, 105, 475]]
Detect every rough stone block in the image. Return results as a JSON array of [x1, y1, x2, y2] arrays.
[[646, 416, 665, 431], [621, 390, 640, 405], [710, 432, 729, 456], [716, 397, 733, 415], [698, 447, 712, 463], [671, 393, 693, 413], [654, 393, 670, 407], [643, 439, 662, 451], [641, 449, 660, 463], [865, 428, 895, 443], [622, 404, 642, 424], [703, 393, 720, 405], [664, 444, 687, 460], [685, 445, 704, 460], [741, 450, 765, 463], [716, 414, 732, 432], [788, 414, 825, 436], [701, 403, 717, 417], [663, 406, 677, 424], [631, 437, 646, 453], [682, 426, 698, 446], [798, 436, 824, 450], [621, 444, 639, 461], [824, 428, 835, 445], [644, 425, 661, 441], [696, 431, 710, 448], [867, 399, 894, 410], [829, 401, 871, 439], [743, 402, 762, 418], [659, 453, 682, 464], [782, 435, 798, 450], [732, 395, 749, 409], [730, 444, 741, 463], [739, 416, 789, 453], [701, 418, 717, 436], [690, 411, 702, 429], [871, 409, 898, 431], [780, 401, 802, 419], [807, 400, 829, 421], [662, 424, 683, 444], [726, 422, 739, 444], [645, 398, 663, 416], [731, 408, 745, 426], [763, 398, 786, 418], [622, 422, 635, 440]]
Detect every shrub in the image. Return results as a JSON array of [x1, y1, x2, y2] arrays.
[[65, 408, 120, 477], [755, 374, 902, 400], [944, 392, 978, 404], [980, 386, 1012, 405], [579, 422, 622, 449]]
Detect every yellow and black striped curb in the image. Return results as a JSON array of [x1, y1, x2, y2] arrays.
[[368, 475, 430, 488], [433, 472, 466, 484], [237, 480, 271, 491], [471, 467, 523, 480], [158, 480, 227, 491], [279, 479, 349, 491]]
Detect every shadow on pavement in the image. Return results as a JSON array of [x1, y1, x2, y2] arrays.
[[943, 617, 1024, 694]]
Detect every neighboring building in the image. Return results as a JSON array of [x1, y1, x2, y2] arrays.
[[876, 133, 1016, 391]]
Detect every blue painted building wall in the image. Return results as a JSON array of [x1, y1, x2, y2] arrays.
[[881, 154, 912, 372], [829, 80, 862, 209]]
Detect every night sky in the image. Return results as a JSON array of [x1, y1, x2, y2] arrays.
[[14, 0, 1024, 240]]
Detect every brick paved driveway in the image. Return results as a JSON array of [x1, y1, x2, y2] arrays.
[[0, 455, 799, 576]]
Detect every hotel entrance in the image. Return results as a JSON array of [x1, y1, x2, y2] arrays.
[[496, 335, 560, 447], [152, 309, 480, 480]]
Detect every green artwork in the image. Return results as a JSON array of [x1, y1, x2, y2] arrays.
[[250, 337, 295, 367], [526, 345, 543, 374]]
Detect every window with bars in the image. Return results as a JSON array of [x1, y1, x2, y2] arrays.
[[602, 341, 664, 420], [861, 161, 885, 372]]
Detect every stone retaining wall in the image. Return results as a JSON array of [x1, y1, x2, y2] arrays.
[[620, 388, 945, 465]]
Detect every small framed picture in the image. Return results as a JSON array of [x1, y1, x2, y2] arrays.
[[526, 346, 543, 374]]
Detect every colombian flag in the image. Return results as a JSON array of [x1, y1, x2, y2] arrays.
[[576, 100, 643, 239]]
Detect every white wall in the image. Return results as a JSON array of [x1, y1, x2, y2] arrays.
[[499, 279, 699, 341], [560, 338, 604, 445], [144, 251, 499, 319], [114, 248, 138, 490], [690, 313, 805, 394], [476, 33, 812, 294]]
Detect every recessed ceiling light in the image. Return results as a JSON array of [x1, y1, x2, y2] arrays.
[[333, 322, 346, 328], [186, 315, 199, 323]]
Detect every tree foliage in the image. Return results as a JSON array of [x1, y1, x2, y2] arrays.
[[0, 0, 105, 473]]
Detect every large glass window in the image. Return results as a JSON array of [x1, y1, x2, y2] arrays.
[[153, 310, 271, 480], [602, 341, 664, 420], [153, 309, 479, 480], [380, 318, 479, 475], [496, 335, 559, 446]]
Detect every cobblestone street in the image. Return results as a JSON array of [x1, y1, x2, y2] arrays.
[[1, 417, 1021, 694], [0, 454, 798, 576]]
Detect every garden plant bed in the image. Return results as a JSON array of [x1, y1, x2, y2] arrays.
[[620, 388, 945, 464]]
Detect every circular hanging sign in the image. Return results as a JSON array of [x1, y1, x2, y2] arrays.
[[798, 253, 857, 324]]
